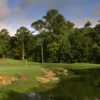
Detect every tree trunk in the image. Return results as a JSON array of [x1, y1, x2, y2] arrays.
[[22, 41, 24, 61], [91, 54, 97, 63], [40, 32, 44, 63], [60, 33, 62, 63], [2, 54, 5, 59]]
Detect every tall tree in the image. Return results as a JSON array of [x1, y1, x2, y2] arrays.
[[31, 20, 45, 63], [0, 29, 10, 58], [16, 26, 31, 61], [43, 9, 67, 63]]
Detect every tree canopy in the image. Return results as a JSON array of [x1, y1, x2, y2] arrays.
[[0, 9, 100, 64]]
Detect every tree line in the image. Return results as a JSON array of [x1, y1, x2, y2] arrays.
[[0, 9, 100, 63]]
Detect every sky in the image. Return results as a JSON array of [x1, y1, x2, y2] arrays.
[[0, 0, 100, 36]]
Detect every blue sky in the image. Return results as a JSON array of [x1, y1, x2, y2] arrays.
[[0, 0, 100, 36]]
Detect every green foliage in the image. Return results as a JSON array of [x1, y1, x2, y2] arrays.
[[1, 9, 100, 63], [0, 29, 10, 58], [0, 29, 9, 35], [15, 26, 32, 60], [84, 21, 92, 27]]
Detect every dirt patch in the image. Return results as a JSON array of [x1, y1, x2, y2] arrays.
[[0, 61, 9, 65], [18, 74, 27, 80], [0, 75, 18, 86]]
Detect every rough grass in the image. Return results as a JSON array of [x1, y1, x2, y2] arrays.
[[0, 58, 100, 100]]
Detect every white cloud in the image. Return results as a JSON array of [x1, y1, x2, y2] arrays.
[[68, 7, 85, 20], [20, 0, 86, 10], [20, 0, 36, 8], [72, 17, 99, 28], [11, 7, 22, 13], [0, 0, 16, 36], [92, 6, 100, 17], [0, 0, 11, 21], [9, 29, 16, 36], [0, 21, 15, 36], [0, 21, 8, 29], [5, 10, 36, 36], [0, 0, 38, 36], [0, 0, 30, 36], [0, 20, 16, 36], [47, 0, 79, 10], [0, 0, 99, 36]]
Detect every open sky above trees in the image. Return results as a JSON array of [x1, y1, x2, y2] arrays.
[[0, 0, 100, 36]]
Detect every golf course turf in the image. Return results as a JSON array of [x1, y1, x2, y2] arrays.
[[0, 58, 100, 100]]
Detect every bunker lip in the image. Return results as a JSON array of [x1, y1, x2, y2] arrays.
[[0, 61, 9, 65]]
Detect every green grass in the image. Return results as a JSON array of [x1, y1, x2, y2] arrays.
[[42, 62, 100, 69], [0, 58, 100, 100], [0, 59, 45, 100]]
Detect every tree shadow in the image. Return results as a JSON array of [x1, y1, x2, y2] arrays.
[[2, 68, 100, 100], [25, 68, 100, 100], [1, 90, 25, 100]]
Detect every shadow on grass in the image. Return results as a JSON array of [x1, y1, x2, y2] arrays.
[[1, 90, 25, 100], [24, 68, 100, 100], [27, 77, 100, 100], [3, 68, 100, 100]]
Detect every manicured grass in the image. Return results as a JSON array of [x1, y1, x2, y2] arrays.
[[0, 59, 45, 100], [42, 62, 100, 69], [0, 58, 100, 100], [0, 58, 39, 65]]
